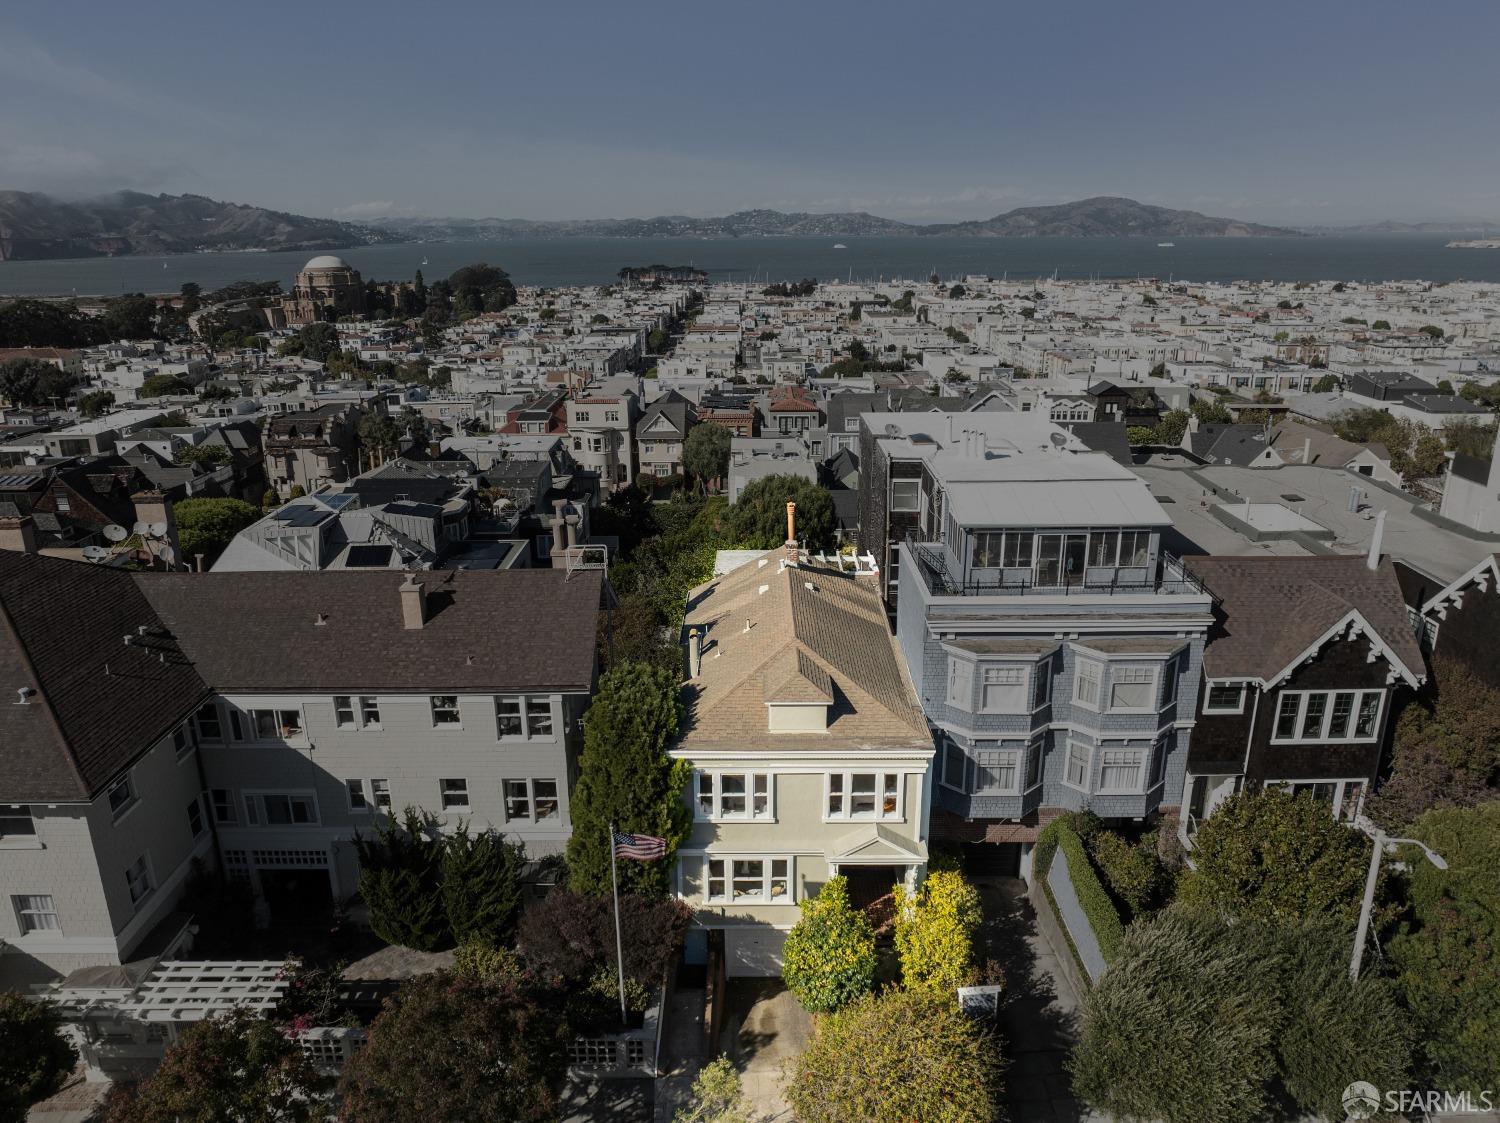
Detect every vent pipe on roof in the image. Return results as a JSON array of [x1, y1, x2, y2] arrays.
[[687, 626, 702, 678], [1367, 510, 1386, 571]]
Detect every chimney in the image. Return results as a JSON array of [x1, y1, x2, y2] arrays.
[[400, 573, 428, 629], [1367, 510, 1386, 571], [785, 501, 798, 564], [687, 627, 702, 678], [551, 498, 567, 555], [0, 515, 38, 554], [565, 511, 580, 548]]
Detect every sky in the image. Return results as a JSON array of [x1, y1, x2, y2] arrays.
[[3, 0, 1498, 226]]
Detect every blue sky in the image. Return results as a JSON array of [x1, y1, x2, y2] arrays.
[[3, 0, 1497, 224]]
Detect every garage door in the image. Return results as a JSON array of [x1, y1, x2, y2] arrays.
[[725, 929, 787, 977]]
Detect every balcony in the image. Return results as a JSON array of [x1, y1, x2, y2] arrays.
[[903, 534, 1209, 599]]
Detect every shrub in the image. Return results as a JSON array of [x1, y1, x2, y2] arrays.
[[101, 1009, 330, 1123], [722, 474, 835, 551], [173, 497, 260, 565], [673, 1056, 750, 1123], [0, 994, 75, 1123], [515, 888, 689, 994], [893, 869, 983, 994], [440, 823, 524, 947], [785, 989, 999, 1123], [1071, 911, 1280, 1123], [1035, 816, 1125, 963], [337, 971, 567, 1123], [781, 876, 877, 1014], [1088, 830, 1171, 919], [353, 808, 448, 951], [1178, 787, 1375, 924]]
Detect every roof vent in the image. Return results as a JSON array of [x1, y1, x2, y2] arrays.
[[15, 686, 35, 705], [314, 612, 328, 626]]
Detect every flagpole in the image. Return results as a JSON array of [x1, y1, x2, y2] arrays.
[[609, 821, 628, 1023]]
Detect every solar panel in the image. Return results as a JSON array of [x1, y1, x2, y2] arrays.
[[344, 544, 393, 568]]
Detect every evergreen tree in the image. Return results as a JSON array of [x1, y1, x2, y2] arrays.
[[724, 475, 836, 552], [0, 994, 75, 1123], [441, 823, 524, 947], [354, 808, 449, 951], [565, 664, 691, 898]]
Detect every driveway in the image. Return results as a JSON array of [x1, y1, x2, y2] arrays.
[[722, 979, 812, 1123]]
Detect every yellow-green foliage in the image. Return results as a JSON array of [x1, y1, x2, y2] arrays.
[[781, 876, 877, 1014], [893, 870, 983, 994]]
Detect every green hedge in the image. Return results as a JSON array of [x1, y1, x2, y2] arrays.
[[1035, 815, 1126, 965]]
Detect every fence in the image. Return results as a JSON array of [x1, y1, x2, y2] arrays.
[[295, 1027, 369, 1072], [566, 985, 666, 1078]]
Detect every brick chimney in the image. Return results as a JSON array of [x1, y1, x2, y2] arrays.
[[400, 573, 427, 629], [785, 501, 798, 564], [0, 515, 38, 554]]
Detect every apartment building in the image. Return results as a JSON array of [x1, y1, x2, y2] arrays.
[[265, 403, 365, 494], [566, 393, 639, 492], [859, 413, 1214, 877], [0, 555, 601, 986]]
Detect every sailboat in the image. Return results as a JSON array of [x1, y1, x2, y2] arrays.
[[832, 243, 847, 250], [421, 255, 429, 265]]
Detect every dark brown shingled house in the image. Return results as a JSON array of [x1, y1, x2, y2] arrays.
[[1179, 553, 1425, 843]]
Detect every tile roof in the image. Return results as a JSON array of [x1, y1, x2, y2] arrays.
[[1184, 554, 1424, 685], [679, 551, 928, 752]]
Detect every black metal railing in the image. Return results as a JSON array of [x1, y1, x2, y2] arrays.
[[902, 533, 1208, 598]]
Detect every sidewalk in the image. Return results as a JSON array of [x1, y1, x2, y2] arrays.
[[653, 968, 710, 1123]]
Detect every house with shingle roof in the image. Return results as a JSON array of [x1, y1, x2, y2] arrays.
[[0, 552, 601, 985], [671, 544, 933, 976], [1180, 552, 1425, 845]]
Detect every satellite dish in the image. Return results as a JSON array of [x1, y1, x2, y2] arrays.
[[884, 423, 902, 438], [103, 524, 128, 543], [132, 522, 150, 536], [149, 522, 169, 538], [1050, 431, 1069, 447], [158, 546, 178, 567], [81, 545, 110, 563]]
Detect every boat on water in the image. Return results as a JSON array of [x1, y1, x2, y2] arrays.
[[1157, 242, 1175, 248], [832, 243, 847, 249], [421, 256, 429, 265]]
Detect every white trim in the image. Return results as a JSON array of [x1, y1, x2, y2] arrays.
[[1063, 739, 1093, 792], [703, 855, 794, 905], [1096, 746, 1150, 795], [694, 771, 775, 822], [1269, 689, 1385, 745], [823, 770, 905, 822], [1073, 658, 1103, 711], [241, 789, 321, 827], [1105, 663, 1160, 714], [1202, 681, 1248, 715]]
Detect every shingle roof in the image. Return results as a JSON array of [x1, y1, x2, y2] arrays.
[[680, 551, 928, 751], [1184, 554, 1424, 685]]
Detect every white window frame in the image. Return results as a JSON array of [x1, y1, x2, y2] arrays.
[[173, 724, 193, 761], [941, 742, 969, 793], [1097, 747, 1148, 794], [979, 665, 1029, 715], [359, 696, 382, 729], [1148, 739, 1168, 790], [704, 856, 793, 904], [194, 703, 223, 742], [370, 779, 392, 811], [1270, 689, 1385, 745], [495, 696, 524, 739], [1063, 741, 1093, 792], [946, 656, 975, 708], [695, 771, 774, 821], [346, 779, 370, 813], [1203, 681, 1247, 715], [430, 695, 462, 727], [825, 771, 904, 822], [973, 746, 1022, 794], [186, 795, 205, 839], [1024, 737, 1045, 791], [247, 707, 305, 742], [334, 696, 356, 729], [242, 791, 320, 827], [1107, 664, 1160, 714], [890, 478, 922, 512], [439, 778, 470, 811], [1032, 662, 1052, 710], [0, 804, 37, 843], [1074, 659, 1103, 711], [503, 778, 561, 824], [107, 774, 138, 822], [125, 853, 154, 908], [1264, 777, 1368, 821], [525, 697, 554, 738], [13, 893, 60, 934], [209, 789, 235, 825]]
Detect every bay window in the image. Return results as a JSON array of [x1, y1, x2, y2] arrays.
[[1025, 739, 1044, 790], [980, 665, 1028, 713], [827, 772, 902, 820], [696, 772, 773, 820], [1098, 748, 1146, 793], [705, 857, 792, 904], [947, 657, 974, 707], [1074, 659, 1102, 709], [1108, 665, 1158, 711], [942, 742, 969, 791], [1064, 742, 1091, 790], [974, 747, 1020, 793], [1272, 690, 1384, 744]]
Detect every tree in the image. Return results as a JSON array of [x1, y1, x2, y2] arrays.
[[1189, 396, 1232, 424], [1389, 801, 1500, 1089], [682, 424, 731, 492], [174, 497, 259, 565], [337, 971, 567, 1123], [1311, 373, 1338, 393], [356, 411, 402, 468], [947, 283, 966, 298], [723, 475, 835, 552], [1436, 378, 1456, 395], [1178, 787, 1375, 924], [565, 663, 691, 898], [1372, 319, 1391, 330], [174, 444, 232, 469], [1444, 417, 1498, 459], [516, 888, 689, 993], [298, 321, 341, 364], [77, 389, 115, 417], [599, 591, 680, 674], [0, 993, 75, 1123], [673, 1056, 750, 1123], [1420, 324, 1445, 339], [100, 1008, 329, 1123], [140, 372, 190, 398], [647, 327, 667, 352], [447, 263, 517, 316], [353, 807, 449, 951], [892, 869, 982, 994], [0, 358, 43, 406], [101, 294, 159, 340], [440, 823, 524, 947], [1367, 657, 1500, 830], [785, 989, 998, 1123], [1149, 408, 1189, 445], [781, 876, 877, 1014], [179, 281, 202, 315]]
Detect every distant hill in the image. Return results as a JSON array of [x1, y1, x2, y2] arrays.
[[0, 191, 403, 260], [377, 209, 917, 240], [1302, 219, 1500, 234], [921, 196, 1300, 238]]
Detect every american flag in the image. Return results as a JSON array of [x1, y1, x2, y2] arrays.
[[613, 831, 667, 860]]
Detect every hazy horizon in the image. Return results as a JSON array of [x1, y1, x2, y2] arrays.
[[3, 0, 1497, 227]]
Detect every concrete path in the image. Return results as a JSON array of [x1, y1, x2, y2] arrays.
[[974, 876, 1106, 1123], [723, 979, 811, 1123], [653, 971, 710, 1123]]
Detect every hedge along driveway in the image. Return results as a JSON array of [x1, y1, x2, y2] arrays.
[[1035, 818, 1126, 980]]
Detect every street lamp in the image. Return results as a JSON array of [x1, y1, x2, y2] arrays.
[[1350, 815, 1447, 981]]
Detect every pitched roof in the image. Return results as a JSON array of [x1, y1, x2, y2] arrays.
[[0, 553, 211, 802], [678, 551, 929, 752], [1184, 554, 1424, 686]]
